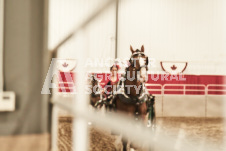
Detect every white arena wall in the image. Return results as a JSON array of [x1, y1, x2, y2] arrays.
[[155, 95, 226, 117], [48, 0, 226, 118], [117, 0, 226, 75], [49, 0, 226, 74], [56, 71, 226, 117]]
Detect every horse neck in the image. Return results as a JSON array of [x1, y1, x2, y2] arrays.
[[124, 66, 142, 96]]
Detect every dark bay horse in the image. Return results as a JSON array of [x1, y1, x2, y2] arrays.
[[89, 74, 102, 107], [115, 45, 150, 151], [89, 74, 114, 111]]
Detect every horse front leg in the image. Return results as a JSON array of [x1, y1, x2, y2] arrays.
[[138, 102, 148, 125], [146, 96, 156, 129], [122, 137, 128, 151]]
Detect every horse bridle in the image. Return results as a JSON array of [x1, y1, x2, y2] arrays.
[[129, 51, 149, 69]]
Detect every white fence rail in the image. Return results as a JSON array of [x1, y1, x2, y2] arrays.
[[145, 84, 226, 117], [146, 84, 226, 95]]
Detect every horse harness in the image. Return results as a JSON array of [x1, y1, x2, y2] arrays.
[[113, 79, 150, 105], [113, 50, 149, 105], [129, 50, 149, 69]]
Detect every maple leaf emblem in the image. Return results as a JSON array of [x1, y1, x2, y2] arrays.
[[62, 62, 69, 68], [171, 65, 177, 70]]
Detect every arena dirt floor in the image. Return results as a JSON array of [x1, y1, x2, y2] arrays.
[[58, 116, 225, 151], [0, 133, 49, 151], [0, 117, 224, 151]]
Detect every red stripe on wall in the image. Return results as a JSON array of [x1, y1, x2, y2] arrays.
[[57, 72, 226, 95], [147, 74, 225, 86]]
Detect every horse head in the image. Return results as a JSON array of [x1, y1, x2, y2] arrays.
[[129, 45, 149, 82]]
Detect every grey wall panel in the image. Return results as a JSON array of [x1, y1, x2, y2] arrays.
[[0, 0, 49, 135]]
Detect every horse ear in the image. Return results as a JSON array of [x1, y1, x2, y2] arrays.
[[130, 45, 135, 54], [141, 45, 144, 52]]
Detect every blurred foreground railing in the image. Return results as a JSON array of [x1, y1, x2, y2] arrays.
[[50, 96, 222, 151]]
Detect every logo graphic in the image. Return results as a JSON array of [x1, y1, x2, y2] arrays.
[[161, 61, 187, 74]]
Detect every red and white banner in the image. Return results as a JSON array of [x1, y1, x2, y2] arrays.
[[57, 72, 226, 95]]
